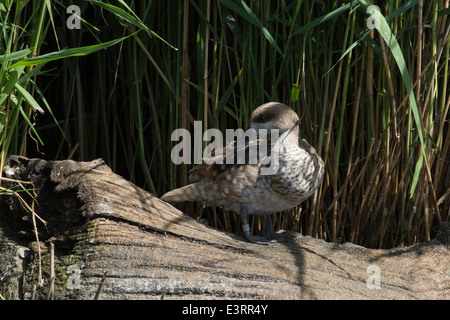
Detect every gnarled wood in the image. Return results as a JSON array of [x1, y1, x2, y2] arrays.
[[0, 156, 448, 299]]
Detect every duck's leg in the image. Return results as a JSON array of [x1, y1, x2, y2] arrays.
[[240, 206, 276, 244], [264, 214, 290, 242]]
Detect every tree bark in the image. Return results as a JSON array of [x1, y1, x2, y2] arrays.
[[0, 156, 448, 300]]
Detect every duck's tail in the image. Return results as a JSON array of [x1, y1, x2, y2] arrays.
[[160, 183, 205, 203]]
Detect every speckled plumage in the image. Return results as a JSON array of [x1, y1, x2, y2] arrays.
[[161, 102, 325, 243]]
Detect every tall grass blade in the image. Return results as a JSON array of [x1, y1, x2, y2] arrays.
[[9, 34, 135, 68], [218, 0, 283, 56], [89, 0, 177, 51]]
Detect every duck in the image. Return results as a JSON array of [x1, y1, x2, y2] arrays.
[[161, 102, 325, 244]]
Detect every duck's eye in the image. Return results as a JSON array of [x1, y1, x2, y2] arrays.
[[254, 109, 278, 123], [258, 115, 268, 123]]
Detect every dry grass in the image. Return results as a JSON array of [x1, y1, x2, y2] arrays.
[[1, 1, 449, 249]]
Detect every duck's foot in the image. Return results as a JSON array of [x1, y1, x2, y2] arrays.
[[263, 214, 291, 242], [242, 224, 277, 244], [240, 207, 280, 244]]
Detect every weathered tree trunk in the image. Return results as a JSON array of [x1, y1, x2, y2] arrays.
[[0, 156, 448, 300]]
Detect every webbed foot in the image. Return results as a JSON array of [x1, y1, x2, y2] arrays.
[[242, 223, 277, 244], [240, 207, 286, 244]]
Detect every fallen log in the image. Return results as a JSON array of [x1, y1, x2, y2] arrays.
[[0, 156, 448, 299]]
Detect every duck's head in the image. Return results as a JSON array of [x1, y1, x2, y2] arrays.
[[249, 102, 299, 135]]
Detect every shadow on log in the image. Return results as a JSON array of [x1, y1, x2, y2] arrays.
[[0, 156, 449, 299]]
